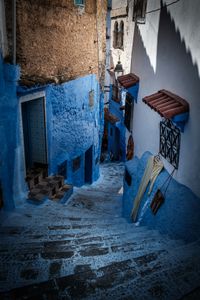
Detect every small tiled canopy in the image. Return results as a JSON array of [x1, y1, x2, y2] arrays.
[[118, 73, 139, 88], [143, 89, 189, 119]]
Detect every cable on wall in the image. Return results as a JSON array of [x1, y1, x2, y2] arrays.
[[146, 0, 181, 15]]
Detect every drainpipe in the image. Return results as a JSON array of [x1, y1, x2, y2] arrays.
[[12, 0, 16, 65]]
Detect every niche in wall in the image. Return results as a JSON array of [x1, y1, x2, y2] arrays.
[[73, 156, 81, 172]]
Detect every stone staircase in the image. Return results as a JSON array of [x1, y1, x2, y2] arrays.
[[26, 166, 73, 204], [0, 163, 200, 299]]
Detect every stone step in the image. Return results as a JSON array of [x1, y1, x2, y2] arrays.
[[0, 225, 163, 244], [0, 246, 167, 292], [1, 243, 199, 299], [0, 231, 183, 255], [0, 235, 186, 292], [90, 249, 200, 300]]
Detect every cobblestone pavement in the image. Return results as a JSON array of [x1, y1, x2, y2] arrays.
[[0, 162, 200, 299]]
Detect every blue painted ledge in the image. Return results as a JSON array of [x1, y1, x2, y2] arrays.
[[123, 151, 200, 242]]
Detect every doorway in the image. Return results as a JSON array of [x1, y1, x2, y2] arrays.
[[85, 146, 93, 184], [112, 127, 120, 161], [21, 96, 48, 174]]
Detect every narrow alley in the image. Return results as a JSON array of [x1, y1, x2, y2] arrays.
[[1, 0, 200, 299], [0, 162, 200, 300]]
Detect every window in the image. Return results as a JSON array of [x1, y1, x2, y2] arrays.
[[74, 0, 85, 6], [160, 119, 180, 169], [113, 21, 124, 49], [58, 160, 67, 179], [113, 21, 118, 49], [73, 156, 81, 172], [118, 21, 124, 49], [124, 93, 134, 131], [133, 0, 148, 24]]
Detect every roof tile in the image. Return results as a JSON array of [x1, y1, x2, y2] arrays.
[[143, 89, 189, 119], [118, 73, 139, 88]]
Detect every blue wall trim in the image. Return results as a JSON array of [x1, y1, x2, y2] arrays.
[[126, 83, 139, 102], [172, 112, 189, 132]]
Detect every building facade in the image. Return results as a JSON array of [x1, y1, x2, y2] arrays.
[[121, 0, 200, 241], [0, 0, 107, 211], [130, 0, 200, 198]]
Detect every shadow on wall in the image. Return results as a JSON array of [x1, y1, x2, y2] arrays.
[[131, 4, 200, 196], [125, 5, 200, 240]]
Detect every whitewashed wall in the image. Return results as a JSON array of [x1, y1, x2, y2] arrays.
[[112, 0, 127, 10], [131, 0, 200, 197], [111, 0, 135, 75]]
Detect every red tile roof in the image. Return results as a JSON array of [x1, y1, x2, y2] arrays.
[[118, 73, 139, 88], [143, 89, 189, 119], [104, 108, 119, 124]]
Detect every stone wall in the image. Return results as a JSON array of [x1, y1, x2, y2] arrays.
[[5, 0, 107, 86]]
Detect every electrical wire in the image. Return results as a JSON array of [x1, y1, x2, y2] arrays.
[[146, 0, 181, 15]]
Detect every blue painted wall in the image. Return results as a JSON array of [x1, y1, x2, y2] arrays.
[[1, 63, 103, 211], [108, 85, 126, 161], [46, 74, 102, 186], [107, 82, 139, 162], [0, 53, 21, 211], [123, 151, 200, 242], [126, 83, 139, 102]]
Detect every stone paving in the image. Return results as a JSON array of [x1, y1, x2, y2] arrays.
[[0, 162, 200, 299]]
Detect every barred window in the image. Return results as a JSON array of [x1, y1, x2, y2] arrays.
[[133, 0, 148, 24], [118, 21, 124, 49], [113, 21, 118, 49]]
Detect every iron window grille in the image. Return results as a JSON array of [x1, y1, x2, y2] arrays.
[[124, 93, 134, 131], [133, 0, 148, 24], [160, 119, 181, 169]]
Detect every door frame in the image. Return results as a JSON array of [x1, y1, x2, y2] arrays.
[[19, 91, 48, 177]]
